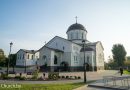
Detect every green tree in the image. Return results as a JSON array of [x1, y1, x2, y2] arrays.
[[112, 44, 127, 67], [0, 49, 6, 67], [9, 54, 17, 72]]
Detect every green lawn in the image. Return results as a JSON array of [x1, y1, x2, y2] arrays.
[[123, 70, 130, 74], [0, 82, 86, 90]]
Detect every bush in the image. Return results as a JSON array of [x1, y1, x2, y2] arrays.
[[1, 73, 11, 79], [15, 76, 21, 79], [32, 70, 39, 80], [48, 72, 59, 80], [15, 76, 26, 80], [19, 76, 26, 80]]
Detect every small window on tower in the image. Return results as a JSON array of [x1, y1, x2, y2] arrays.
[[82, 33, 83, 39]]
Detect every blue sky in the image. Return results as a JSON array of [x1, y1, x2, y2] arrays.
[[0, 0, 130, 62]]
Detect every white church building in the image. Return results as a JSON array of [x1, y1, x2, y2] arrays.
[[16, 22, 104, 72]]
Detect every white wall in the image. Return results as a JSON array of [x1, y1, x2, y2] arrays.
[[16, 50, 39, 66], [67, 29, 87, 42], [96, 42, 104, 68]]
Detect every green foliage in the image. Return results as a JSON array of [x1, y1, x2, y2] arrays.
[[15, 76, 21, 79], [32, 70, 39, 80], [14, 76, 26, 80], [48, 72, 59, 80], [9, 54, 17, 67], [0, 73, 11, 79], [0, 55, 6, 67], [112, 44, 127, 67], [106, 61, 118, 70]]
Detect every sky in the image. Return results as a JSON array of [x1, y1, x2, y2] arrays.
[[0, 0, 130, 62]]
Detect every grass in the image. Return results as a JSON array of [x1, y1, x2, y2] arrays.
[[0, 82, 86, 90], [123, 70, 130, 74]]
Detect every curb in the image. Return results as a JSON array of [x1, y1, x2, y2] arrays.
[[73, 85, 88, 90], [88, 84, 128, 90]]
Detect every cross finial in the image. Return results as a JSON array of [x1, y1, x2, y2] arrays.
[[75, 16, 78, 23]]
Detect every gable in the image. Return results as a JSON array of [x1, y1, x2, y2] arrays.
[[96, 41, 104, 51], [39, 36, 80, 52]]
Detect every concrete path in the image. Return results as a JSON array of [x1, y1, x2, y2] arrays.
[[0, 69, 122, 90]]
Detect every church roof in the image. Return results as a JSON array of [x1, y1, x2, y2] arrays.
[[67, 23, 87, 33], [80, 47, 94, 52], [17, 49, 37, 54], [44, 46, 64, 52]]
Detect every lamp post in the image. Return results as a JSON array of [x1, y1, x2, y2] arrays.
[[24, 53, 27, 73], [24, 59, 26, 73], [7, 42, 13, 76], [82, 40, 87, 83]]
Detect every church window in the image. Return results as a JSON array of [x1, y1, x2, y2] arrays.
[[20, 55, 21, 60], [71, 33, 74, 39], [77, 32, 78, 39], [17, 55, 19, 59], [76, 56, 78, 61], [63, 46, 64, 50], [31, 55, 34, 59], [43, 55, 47, 62], [54, 55, 57, 64], [82, 33, 83, 39], [74, 56, 75, 61], [23, 54, 24, 59], [27, 54, 29, 59], [87, 56, 89, 63]]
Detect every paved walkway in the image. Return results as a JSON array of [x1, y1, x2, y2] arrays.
[[2, 69, 129, 89]]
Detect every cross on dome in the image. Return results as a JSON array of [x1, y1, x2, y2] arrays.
[[75, 16, 78, 23]]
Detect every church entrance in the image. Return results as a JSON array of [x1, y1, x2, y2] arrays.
[[84, 63, 90, 71], [60, 61, 69, 71]]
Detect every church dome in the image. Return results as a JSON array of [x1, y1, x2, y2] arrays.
[[67, 23, 87, 32]]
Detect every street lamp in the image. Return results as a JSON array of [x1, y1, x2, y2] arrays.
[[82, 40, 87, 83], [7, 42, 13, 76], [24, 59, 26, 73], [24, 52, 27, 73]]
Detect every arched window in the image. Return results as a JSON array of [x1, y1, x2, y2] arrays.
[[17, 55, 19, 59], [82, 33, 84, 39], [20, 55, 21, 59], [43, 55, 47, 62], [27, 55, 29, 59], [71, 33, 74, 39], [23, 54, 24, 59], [31, 55, 33, 59], [87, 56, 89, 63], [76, 32, 78, 39], [54, 55, 57, 64]]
